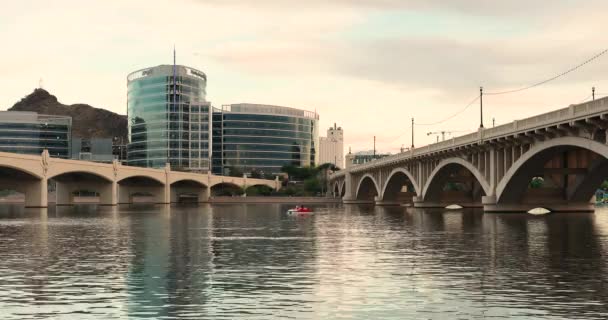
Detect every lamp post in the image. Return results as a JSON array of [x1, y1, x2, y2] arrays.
[[479, 86, 484, 128], [411, 118, 414, 149]]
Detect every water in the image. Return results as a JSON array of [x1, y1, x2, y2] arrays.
[[1, 203, 608, 319]]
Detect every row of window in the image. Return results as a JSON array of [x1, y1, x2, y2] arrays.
[[223, 159, 305, 166], [128, 83, 205, 98], [221, 143, 308, 152], [130, 131, 210, 140], [222, 121, 313, 131], [131, 122, 209, 132], [222, 136, 315, 145], [222, 129, 313, 139], [129, 141, 210, 151], [0, 140, 69, 147], [128, 149, 210, 159], [0, 123, 69, 131], [0, 132, 69, 140], [221, 113, 315, 125], [222, 151, 310, 160]]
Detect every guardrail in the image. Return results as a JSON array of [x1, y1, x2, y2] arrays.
[[332, 97, 608, 177]]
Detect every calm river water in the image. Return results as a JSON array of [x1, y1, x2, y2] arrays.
[[1, 203, 608, 319]]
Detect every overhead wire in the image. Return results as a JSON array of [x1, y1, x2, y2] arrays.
[[485, 48, 608, 95], [374, 48, 608, 151], [415, 95, 480, 126]]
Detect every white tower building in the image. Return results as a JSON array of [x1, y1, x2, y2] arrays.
[[319, 123, 344, 168]]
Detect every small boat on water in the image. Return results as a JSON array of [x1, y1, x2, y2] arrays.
[[286, 207, 315, 215]]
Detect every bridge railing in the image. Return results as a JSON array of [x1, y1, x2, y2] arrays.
[[331, 97, 608, 178]]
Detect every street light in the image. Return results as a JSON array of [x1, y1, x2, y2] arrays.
[[479, 86, 484, 128]]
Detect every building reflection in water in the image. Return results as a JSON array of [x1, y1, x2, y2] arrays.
[[1, 204, 608, 319]]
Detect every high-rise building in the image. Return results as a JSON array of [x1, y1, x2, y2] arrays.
[[212, 103, 319, 176], [319, 123, 344, 168], [0, 111, 71, 158], [127, 64, 211, 171]]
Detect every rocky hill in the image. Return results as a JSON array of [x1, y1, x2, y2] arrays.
[[8, 89, 128, 141]]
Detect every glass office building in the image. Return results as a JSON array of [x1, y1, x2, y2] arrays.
[[0, 111, 71, 158], [127, 65, 211, 171], [212, 104, 319, 176]]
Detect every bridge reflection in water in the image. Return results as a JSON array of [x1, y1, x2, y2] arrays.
[[1, 204, 608, 319], [331, 97, 608, 212]]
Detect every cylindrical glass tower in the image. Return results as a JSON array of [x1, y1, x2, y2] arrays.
[[127, 65, 211, 171]]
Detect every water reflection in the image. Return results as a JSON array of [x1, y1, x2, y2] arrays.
[[0, 204, 607, 319]]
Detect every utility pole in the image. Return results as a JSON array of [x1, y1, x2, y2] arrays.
[[479, 86, 484, 128], [411, 118, 414, 149], [492, 118, 495, 127], [593, 87, 596, 100]]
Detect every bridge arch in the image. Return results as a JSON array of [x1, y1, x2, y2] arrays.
[[496, 136, 608, 204], [333, 181, 340, 197], [170, 179, 208, 203], [0, 165, 45, 207], [118, 175, 166, 204], [380, 168, 420, 205], [355, 174, 380, 202], [118, 173, 165, 186], [0, 163, 42, 180], [211, 182, 244, 196], [382, 168, 421, 197], [422, 157, 490, 204]]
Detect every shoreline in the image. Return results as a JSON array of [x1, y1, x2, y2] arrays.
[[0, 196, 342, 205]]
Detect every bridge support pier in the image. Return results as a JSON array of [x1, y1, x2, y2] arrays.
[[24, 178, 48, 208]]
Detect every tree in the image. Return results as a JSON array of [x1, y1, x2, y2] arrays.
[[226, 166, 243, 177], [250, 169, 263, 179], [304, 177, 322, 195], [530, 177, 544, 189], [317, 162, 340, 171], [246, 185, 273, 196]]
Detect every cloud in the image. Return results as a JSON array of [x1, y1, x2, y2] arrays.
[[1, 0, 608, 152], [199, 0, 583, 17]]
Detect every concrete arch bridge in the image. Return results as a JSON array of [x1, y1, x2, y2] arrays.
[[0, 152, 279, 207], [330, 97, 608, 212]]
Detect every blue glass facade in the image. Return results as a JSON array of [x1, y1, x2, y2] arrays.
[[0, 112, 71, 158], [212, 104, 319, 176], [127, 65, 211, 171]]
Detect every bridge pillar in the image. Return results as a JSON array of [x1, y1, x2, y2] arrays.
[[342, 172, 354, 202], [99, 181, 118, 206], [24, 177, 48, 208]]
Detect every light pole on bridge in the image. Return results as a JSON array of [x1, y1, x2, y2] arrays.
[[479, 86, 484, 128]]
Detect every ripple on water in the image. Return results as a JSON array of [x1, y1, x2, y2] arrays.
[[1, 204, 608, 319]]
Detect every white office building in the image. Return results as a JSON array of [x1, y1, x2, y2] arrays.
[[319, 123, 344, 168]]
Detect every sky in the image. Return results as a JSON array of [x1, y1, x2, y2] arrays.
[[1, 0, 607, 153]]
